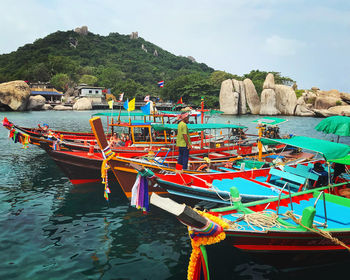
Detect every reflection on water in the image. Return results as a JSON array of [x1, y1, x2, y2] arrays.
[[0, 111, 349, 279]]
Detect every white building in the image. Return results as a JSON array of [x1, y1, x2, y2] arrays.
[[77, 84, 104, 104]]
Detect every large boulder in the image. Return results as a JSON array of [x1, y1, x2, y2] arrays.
[[43, 104, 53, 110], [294, 97, 315, 116], [263, 73, 275, 90], [243, 78, 260, 114], [27, 95, 46, 110], [274, 85, 298, 115], [259, 89, 280, 115], [0, 80, 30, 111], [219, 79, 239, 114], [72, 97, 92, 110], [312, 109, 336, 117], [327, 105, 350, 116], [314, 96, 345, 109]]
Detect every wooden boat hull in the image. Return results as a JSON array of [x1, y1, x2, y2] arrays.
[[205, 229, 350, 268]]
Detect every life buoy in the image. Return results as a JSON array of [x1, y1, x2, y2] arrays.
[[196, 164, 208, 171]]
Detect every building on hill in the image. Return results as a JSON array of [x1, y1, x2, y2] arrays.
[[30, 82, 63, 104], [76, 84, 105, 104]]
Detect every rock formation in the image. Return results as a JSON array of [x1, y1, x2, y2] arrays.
[[130, 32, 138, 39], [74, 26, 88, 35], [243, 79, 260, 114], [275, 85, 297, 115], [260, 89, 280, 115], [219, 79, 239, 114], [294, 96, 315, 116], [72, 98, 92, 110], [27, 95, 46, 110], [238, 81, 247, 115], [0, 80, 30, 111]]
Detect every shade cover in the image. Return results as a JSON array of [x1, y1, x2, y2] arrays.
[[315, 116, 350, 136]]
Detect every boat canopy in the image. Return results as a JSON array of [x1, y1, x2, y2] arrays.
[[252, 116, 287, 125], [328, 154, 350, 165], [260, 136, 350, 160], [151, 123, 247, 132], [92, 110, 200, 117]]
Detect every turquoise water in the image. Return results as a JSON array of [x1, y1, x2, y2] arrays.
[[0, 110, 349, 280]]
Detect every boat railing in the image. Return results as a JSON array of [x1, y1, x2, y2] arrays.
[[313, 191, 328, 228], [276, 182, 294, 217]]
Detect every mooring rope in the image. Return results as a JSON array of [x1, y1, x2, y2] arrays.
[[285, 210, 350, 252]]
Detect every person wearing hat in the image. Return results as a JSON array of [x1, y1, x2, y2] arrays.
[[176, 112, 191, 169]]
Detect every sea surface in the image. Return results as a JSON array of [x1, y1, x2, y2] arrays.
[[0, 110, 349, 280]]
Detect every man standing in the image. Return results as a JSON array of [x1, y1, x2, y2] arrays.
[[176, 112, 192, 169]]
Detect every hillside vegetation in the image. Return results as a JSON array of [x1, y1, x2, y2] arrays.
[[0, 30, 294, 107]]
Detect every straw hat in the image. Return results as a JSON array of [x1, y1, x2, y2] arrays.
[[177, 112, 189, 121], [181, 106, 192, 112]]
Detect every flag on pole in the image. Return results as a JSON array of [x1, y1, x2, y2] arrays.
[[108, 100, 114, 109], [177, 97, 183, 104], [128, 98, 135, 111], [119, 93, 124, 102], [141, 102, 151, 115], [144, 95, 150, 102], [157, 80, 164, 87], [123, 99, 129, 110]]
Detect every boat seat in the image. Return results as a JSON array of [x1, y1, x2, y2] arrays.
[[267, 168, 307, 192]]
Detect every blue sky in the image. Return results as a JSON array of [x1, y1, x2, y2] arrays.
[[1, 0, 349, 92]]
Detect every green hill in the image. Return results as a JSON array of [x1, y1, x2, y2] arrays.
[[0, 29, 295, 107]]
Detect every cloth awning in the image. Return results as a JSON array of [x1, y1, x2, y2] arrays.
[[252, 116, 287, 125], [260, 136, 350, 160]]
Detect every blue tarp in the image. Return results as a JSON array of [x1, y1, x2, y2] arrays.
[[31, 91, 63, 96]]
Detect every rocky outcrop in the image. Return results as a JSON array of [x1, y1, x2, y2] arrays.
[[0, 80, 30, 111], [72, 98, 92, 110], [219, 80, 239, 114], [275, 85, 298, 115], [244, 79, 260, 114], [295, 97, 315, 116], [327, 105, 350, 116], [74, 26, 88, 35], [27, 95, 46, 110], [263, 73, 275, 90], [53, 105, 73, 111], [42, 104, 53, 110], [259, 89, 280, 115]]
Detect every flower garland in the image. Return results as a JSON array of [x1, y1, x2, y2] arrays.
[[187, 210, 229, 280], [101, 145, 115, 201]]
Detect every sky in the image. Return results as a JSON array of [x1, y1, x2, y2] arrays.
[[1, 0, 350, 92]]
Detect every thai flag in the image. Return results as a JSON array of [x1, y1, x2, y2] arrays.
[[144, 95, 150, 102], [157, 80, 164, 87]]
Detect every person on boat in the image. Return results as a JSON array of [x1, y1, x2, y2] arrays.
[[124, 135, 132, 147], [109, 132, 123, 148], [332, 162, 346, 183], [311, 162, 329, 187], [176, 112, 191, 169]]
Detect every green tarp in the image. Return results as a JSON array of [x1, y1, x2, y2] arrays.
[[315, 116, 350, 136], [252, 116, 287, 125], [260, 136, 350, 160], [151, 123, 247, 132]]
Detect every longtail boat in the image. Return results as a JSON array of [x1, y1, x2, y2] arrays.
[[150, 183, 350, 278]]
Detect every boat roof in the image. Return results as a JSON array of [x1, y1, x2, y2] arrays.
[[261, 135, 350, 160], [151, 123, 247, 132], [252, 116, 287, 125]]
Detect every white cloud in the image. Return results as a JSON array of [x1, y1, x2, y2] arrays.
[[263, 35, 306, 56]]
